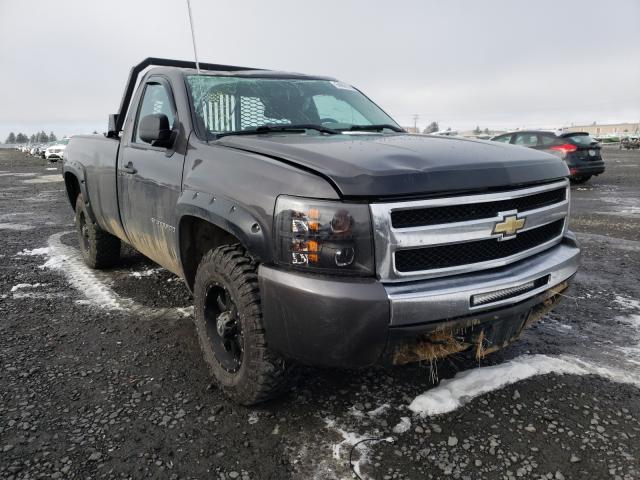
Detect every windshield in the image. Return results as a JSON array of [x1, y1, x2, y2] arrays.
[[185, 75, 400, 138]]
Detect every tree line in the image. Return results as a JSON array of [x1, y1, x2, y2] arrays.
[[423, 122, 492, 135], [4, 131, 58, 144]]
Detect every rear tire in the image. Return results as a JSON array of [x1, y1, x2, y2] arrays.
[[194, 244, 292, 405], [570, 175, 591, 184], [74, 194, 121, 269]]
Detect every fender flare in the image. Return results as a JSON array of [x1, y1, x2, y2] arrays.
[[175, 189, 269, 264], [62, 162, 97, 223]]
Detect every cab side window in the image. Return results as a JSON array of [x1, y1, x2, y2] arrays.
[[514, 133, 538, 147], [133, 82, 175, 144]]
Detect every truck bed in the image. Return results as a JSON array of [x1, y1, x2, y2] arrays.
[[64, 135, 127, 242]]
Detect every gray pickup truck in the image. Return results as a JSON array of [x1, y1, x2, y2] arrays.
[[63, 58, 580, 404]]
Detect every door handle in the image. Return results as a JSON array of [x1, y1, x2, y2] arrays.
[[122, 162, 137, 175]]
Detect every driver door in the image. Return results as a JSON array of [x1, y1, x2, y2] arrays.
[[117, 76, 184, 274]]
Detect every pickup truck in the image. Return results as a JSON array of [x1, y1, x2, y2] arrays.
[[63, 58, 580, 405]]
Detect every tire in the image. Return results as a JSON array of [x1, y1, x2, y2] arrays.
[[194, 244, 292, 405], [571, 175, 591, 185], [570, 175, 592, 184], [74, 194, 121, 269]]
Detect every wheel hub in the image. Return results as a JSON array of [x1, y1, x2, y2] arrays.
[[216, 311, 235, 338], [203, 284, 244, 373]]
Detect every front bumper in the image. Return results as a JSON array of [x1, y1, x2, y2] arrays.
[[259, 234, 580, 368], [568, 158, 605, 177]]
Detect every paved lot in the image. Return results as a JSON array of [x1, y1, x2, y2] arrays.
[[1, 147, 639, 480]]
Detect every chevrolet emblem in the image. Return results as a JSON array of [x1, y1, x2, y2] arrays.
[[493, 215, 525, 238]]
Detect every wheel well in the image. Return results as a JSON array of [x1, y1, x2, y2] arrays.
[[179, 216, 240, 290], [64, 172, 81, 210]]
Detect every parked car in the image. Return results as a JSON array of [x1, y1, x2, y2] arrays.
[[620, 135, 640, 150], [63, 58, 579, 404], [45, 138, 69, 161], [491, 130, 604, 184]]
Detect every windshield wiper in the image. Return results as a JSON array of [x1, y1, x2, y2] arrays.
[[342, 124, 405, 133], [216, 124, 339, 138]]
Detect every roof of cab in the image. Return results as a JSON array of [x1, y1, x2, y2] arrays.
[[146, 65, 336, 81]]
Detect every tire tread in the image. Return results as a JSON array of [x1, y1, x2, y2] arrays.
[[194, 244, 293, 405]]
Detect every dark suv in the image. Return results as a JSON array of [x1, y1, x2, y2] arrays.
[[491, 131, 604, 183]]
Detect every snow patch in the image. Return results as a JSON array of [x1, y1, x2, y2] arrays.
[[16, 247, 51, 256], [175, 306, 194, 318], [129, 268, 162, 277], [348, 406, 365, 418], [41, 254, 69, 270], [10, 283, 44, 292], [12, 292, 67, 299], [39, 232, 122, 309], [324, 418, 393, 479], [392, 417, 411, 434], [21, 174, 63, 184], [0, 223, 34, 231], [615, 295, 640, 311], [28, 232, 195, 320], [367, 404, 390, 417], [409, 353, 640, 417]]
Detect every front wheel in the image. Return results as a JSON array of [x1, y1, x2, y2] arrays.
[[193, 244, 292, 405]]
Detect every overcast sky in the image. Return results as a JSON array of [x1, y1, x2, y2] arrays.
[[1, 0, 639, 140]]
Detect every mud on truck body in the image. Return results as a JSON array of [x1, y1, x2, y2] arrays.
[[63, 58, 580, 405]]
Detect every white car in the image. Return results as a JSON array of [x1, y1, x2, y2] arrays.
[[45, 139, 70, 161]]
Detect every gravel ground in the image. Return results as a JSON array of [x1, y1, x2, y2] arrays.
[[1, 147, 639, 480]]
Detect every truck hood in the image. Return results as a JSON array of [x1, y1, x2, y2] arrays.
[[216, 133, 569, 198]]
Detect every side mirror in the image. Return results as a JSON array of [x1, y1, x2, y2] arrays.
[[139, 113, 173, 148]]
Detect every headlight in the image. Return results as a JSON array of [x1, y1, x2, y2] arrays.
[[274, 195, 374, 275]]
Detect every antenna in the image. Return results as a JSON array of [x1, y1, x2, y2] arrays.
[[186, 0, 200, 74]]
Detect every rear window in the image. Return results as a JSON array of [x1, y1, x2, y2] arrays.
[[567, 134, 597, 146]]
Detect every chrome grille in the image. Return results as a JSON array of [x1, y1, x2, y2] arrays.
[[395, 219, 564, 272], [370, 180, 570, 282], [391, 187, 566, 228]]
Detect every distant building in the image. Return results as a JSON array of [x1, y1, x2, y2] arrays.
[[562, 122, 640, 136], [402, 126, 420, 133]]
